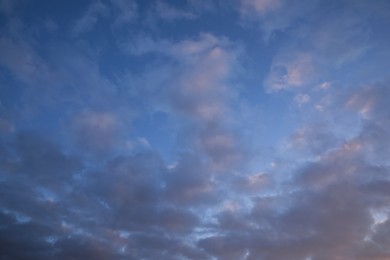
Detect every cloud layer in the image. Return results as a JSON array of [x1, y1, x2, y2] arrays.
[[1, 0, 390, 259]]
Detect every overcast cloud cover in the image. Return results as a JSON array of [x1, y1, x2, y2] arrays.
[[1, 0, 390, 259]]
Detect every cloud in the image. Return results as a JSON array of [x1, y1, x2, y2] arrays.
[[261, 0, 389, 93], [0, 37, 50, 84], [71, 1, 109, 37], [293, 93, 311, 106], [194, 82, 390, 259], [1, 1, 390, 259], [165, 35, 248, 170], [286, 123, 340, 157], [241, 0, 282, 15], [0, 26, 125, 123], [163, 153, 216, 206], [187, 0, 217, 13], [233, 172, 270, 193], [70, 110, 122, 156], [0, 133, 211, 259], [0, 133, 84, 259], [346, 83, 390, 164], [0, 0, 17, 15], [6, 132, 83, 180], [265, 52, 316, 91], [124, 33, 248, 171], [109, 0, 137, 26], [0, 116, 14, 133], [239, 0, 320, 40], [154, 0, 196, 22]]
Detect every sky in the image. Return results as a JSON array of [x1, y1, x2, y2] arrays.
[[0, 0, 390, 259]]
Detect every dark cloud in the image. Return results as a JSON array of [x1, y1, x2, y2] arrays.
[[163, 153, 217, 206], [0, 133, 209, 259]]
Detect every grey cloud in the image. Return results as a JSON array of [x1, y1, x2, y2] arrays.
[[163, 153, 217, 206], [286, 123, 341, 157], [12, 132, 82, 178], [358, 219, 390, 259], [232, 172, 270, 193], [0, 133, 213, 259], [195, 123, 247, 172], [201, 181, 376, 259], [0, 133, 86, 259], [199, 234, 249, 260], [69, 110, 123, 158]]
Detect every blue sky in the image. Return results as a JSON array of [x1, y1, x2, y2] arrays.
[[1, 0, 390, 259]]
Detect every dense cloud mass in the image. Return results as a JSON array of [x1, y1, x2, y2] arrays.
[[1, 0, 390, 259]]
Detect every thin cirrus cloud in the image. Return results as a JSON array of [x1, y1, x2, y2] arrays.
[[0, 0, 390, 259]]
